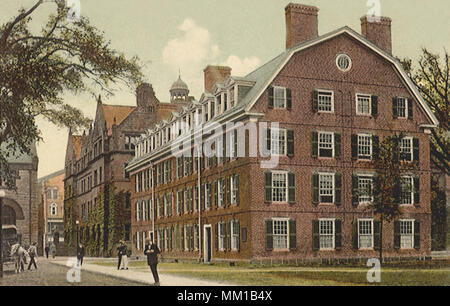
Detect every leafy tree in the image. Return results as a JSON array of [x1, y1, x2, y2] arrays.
[[0, 0, 143, 185], [369, 134, 417, 263], [400, 49, 449, 175]]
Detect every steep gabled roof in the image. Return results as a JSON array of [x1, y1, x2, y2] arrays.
[[101, 104, 136, 132], [240, 26, 439, 127]]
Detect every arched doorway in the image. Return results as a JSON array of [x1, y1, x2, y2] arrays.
[[1, 205, 16, 226]]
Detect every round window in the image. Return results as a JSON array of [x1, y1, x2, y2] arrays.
[[336, 54, 352, 72]]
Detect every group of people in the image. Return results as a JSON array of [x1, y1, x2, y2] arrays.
[[44, 242, 57, 259], [10, 242, 39, 273]]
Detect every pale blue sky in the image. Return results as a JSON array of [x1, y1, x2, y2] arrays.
[[1, 0, 449, 177]]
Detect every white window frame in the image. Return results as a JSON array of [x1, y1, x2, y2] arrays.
[[318, 131, 335, 158], [357, 133, 373, 160], [136, 231, 141, 251], [231, 175, 238, 205], [136, 201, 141, 221], [319, 218, 335, 250], [358, 218, 374, 249], [358, 174, 374, 204], [396, 97, 408, 118], [205, 183, 211, 209], [271, 170, 288, 203], [356, 93, 372, 115], [400, 175, 414, 205], [218, 179, 224, 207], [273, 86, 287, 109], [218, 221, 226, 251], [318, 172, 335, 204], [400, 219, 414, 249], [270, 128, 287, 156], [50, 203, 57, 216], [272, 217, 289, 250], [400, 137, 413, 162], [317, 90, 334, 113], [231, 220, 239, 251]]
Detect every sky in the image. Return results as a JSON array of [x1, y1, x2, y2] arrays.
[[1, 0, 449, 178]]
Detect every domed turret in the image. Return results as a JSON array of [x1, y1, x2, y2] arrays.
[[170, 74, 189, 102]]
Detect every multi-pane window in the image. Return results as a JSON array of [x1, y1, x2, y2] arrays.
[[358, 176, 373, 204], [358, 219, 374, 249], [231, 175, 239, 204], [231, 220, 239, 251], [396, 97, 407, 118], [136, 201, 141, 221], [218, 179, 224, 207], [358, 134, 372, 159], [400, 220, 414, 249], [319, 219, 335, 250], [318, 132, 333, 157], [229, 87, 235, 107], [272, 172, 287, 202], [205, 183, 211, 209], [356, 94, 371, 115], [177, 190, 184, 215], [400, 176, 414, 205], [273, 219, 288, 250], [318, 91, 333, 112], [218, 222, 226, 251], [274, 87, 286, 108], [271, 128, 287, 156], [400, 137, 413, 161], [319, 173, 334, 203], [177, 157, 183, 178]]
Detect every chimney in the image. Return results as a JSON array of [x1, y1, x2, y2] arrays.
[[136, 82, 154, 107], [203, 65, 232, 93], [285, 3, 319, 49], [361, 16, 392, 54]]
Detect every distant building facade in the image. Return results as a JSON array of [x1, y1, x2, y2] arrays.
[[1, 142, 40, 254], [63, 81, 189, 256], [38, 169, 65, 255], [126, 3, 438, 263]]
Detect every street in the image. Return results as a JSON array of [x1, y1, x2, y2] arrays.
[[0, 260, 143, 286]]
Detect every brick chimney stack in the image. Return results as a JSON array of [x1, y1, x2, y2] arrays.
[[285, 3, 319, 49], [361, 16, 392, 54], [136, 83, 154, 108], [203, 65, 232, 93]]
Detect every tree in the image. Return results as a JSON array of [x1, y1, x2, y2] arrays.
[[369, 134, 418, 263], [0, 0, 143, 185], [400, 49, 449, 175]]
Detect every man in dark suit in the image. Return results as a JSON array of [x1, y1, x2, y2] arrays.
[[117, 240, 125, 270], [144, 239, 161, 286], [76, 243, 85, 267]]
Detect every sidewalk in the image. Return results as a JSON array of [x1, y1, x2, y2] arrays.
[[49, 257, 235, 286]]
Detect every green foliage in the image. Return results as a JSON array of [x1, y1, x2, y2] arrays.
[[431, 177, 447, 251], [0, 1, 143, 180]]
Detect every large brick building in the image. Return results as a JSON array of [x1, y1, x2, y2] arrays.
[[63, 81, 189, 256], [1, 142, 40, 254], [126, 3, 439, 263], [38, 169, 65, 255]]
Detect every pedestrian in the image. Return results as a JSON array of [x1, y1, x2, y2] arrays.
[[27, 242, 38, 270], [144, 239, 161, 286], [117, 240, 125, 270], [120, 242, 129, 270], [77, 243, 85, 267], [44, 245, 49, 259], [50, 242, 56, 259]]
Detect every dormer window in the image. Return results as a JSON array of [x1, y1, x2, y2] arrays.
[[224, 92, 228, 111], [229, 87, 235, 107], [216, 95, 222, 115], [210, 101, 215, 119], [204, 104, 209, 122]]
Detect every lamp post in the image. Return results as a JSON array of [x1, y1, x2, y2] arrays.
[[0, 189, 6, 278], [75, 220, 79, 250]]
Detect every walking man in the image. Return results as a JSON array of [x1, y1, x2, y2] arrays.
[[76, 243, 85, 267], [144, 239, 161, 286], [117, 240, 125, 270], [44, 244, 49, 259], [50, 242, 56, 259], [120, 241, 129, 270], [27, 242, 38, 270]]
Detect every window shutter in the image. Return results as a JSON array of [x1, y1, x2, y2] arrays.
[[312, 220, 320, 251], [226, 177, 231, 206], [312, 90, 318, 113], [267, 86, 274, 109], [312, 173, 319, 205], [352, 220, 359, 250], [266, 128, 271, 152], [334, 173, 342, 205], [235, 175, 240, 205], [394, 221, 400, 250], [407, 98, 413, 119], [392, 97, 398, 119], [288, 172, 296, 204], [335, 219, 342, 250], [351, 134, 358, 159], [289, 219, 296, 251], [414, 176, 420, 205], [373, 221, 381, 251], [264, 172, 272, 203], [413, 138, 420, 162], [265, 220, 273, 251], [214, 180, 218, 209], [287, 130, 294, 157], [334, 133, 341, 158], [286, 88, 292, 110], [234, 129, 238, 159], [372, 135, 380, 160], [227, 220, 232, 251], [201, 184, 205, 211], [352, 174, 359, 207], [214, 223, 218, 252], [237, 220, 240, 252], [311, 132, 318, 158], [414, 221, 420, 250], [371, 95, 378, 116], [181, 225, 184, 251]]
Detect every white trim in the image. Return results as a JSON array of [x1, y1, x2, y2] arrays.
[[355, 93, 372, 116], [357, 133, 373, 160], [272, 86, 287, 109], [318, 131, 335, 158], [399, 219, 415, 249], [357, 218, 374, 250], [316, 89, 335, 113], [271, 217, 290, 250], [318, 218, 336, 250], [244, 27, 439, 127], [271, 170, 289, 203], [336, 53, 352, 72]]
